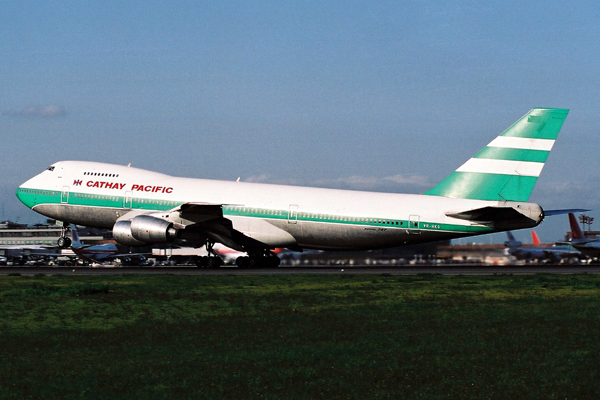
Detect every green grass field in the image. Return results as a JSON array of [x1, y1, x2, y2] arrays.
[[1, 273, 600, 399]]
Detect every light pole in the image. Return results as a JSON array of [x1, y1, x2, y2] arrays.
[[579, 214, 595, 233]]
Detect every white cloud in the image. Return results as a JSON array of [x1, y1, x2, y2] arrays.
[[243, 173, 432, 192], [4, 105, 66, 118], [383, 174, 431, 187], [244, 174, 303, 185]]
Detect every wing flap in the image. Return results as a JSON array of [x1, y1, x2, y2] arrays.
[[176, 202, 225, 222]]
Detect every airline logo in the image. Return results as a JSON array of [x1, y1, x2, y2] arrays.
[[131, 184, 173, 194], [87, 181, 127, 190], [83, 180, 173, 193]]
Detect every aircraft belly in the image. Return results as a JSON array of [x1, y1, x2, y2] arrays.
[[33, 204, 120, 229], [282, 221, 462, 250]]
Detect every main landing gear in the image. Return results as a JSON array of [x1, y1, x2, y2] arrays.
[[194, 241, 282, 269], [57, 224, 72, 249], [194, 241, 224, 268], [235, 253, 281, 268]]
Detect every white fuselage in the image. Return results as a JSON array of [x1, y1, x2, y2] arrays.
[[17, 161, 539, 251]]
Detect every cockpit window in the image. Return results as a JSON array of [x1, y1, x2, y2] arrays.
[[47, 166, 55, 172]]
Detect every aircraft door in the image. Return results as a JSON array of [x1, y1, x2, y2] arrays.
[[408, 214, 420, 234], [288, 205, 299, 224], [61, 186, 70, 204], [124, 191, 132, 209]]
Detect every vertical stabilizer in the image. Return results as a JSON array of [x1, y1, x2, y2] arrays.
[[531, 231, 541, 245], [424, 108, 569, 201], [568, 213, 585, 240], [70, 224, 84, 249], [504, 231, 522, 248]]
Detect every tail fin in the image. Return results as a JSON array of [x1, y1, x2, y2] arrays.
[[70, 224, 84, 249], [531, 231, 541, 245], [424, 108, 569, 201], [568, 213, 585, 240], [504, 231, 522, 248]]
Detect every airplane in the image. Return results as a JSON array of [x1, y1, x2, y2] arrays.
[[69, 224, 150, 265], [564, 213, 600, 259], [0, 244, 62, 265], [16, 108, 569, 268], [504, 231, 581, 264]]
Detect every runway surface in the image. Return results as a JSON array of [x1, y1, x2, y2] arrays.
[[2, 264, 600, 276]]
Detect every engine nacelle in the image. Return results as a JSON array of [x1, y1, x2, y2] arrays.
[[113, 220, 147, 246], [130, 215, 177, 243], [113, 216, 177, 246]]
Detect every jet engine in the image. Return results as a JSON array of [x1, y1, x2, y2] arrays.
[[113, 215, 177, 246]]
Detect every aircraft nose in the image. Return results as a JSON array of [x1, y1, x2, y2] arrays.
[[15, 175, 44, 209], [16, 184, 35, 208]]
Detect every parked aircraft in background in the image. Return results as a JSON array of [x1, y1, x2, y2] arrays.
[[70, 224, 150, 265], [17, 108, 570, 267], [505, 231, 581, 264], [0, 244, 60, 265], [564, 213, 600, 259]]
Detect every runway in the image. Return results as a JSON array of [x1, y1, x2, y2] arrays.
[[2, 264, 600, 276]]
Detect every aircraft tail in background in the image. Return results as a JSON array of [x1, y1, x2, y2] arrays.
[[504, 231, 522, 249], [568, 213, 585, 240], [70, 224, 85, 249], [424, 108, 569, 202], [531, 231, 541, 245]]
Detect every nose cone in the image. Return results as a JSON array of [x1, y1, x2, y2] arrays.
[[16, 180, 37, 209], [15, 173, 48, 209]]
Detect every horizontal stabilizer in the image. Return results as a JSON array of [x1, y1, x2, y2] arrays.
[[446, 202, 543, 229], [543, 208, 589, 216]]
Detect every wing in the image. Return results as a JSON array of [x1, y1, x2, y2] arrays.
[[116, 202, 300, 255]]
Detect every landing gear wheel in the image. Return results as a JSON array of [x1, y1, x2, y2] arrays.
[[195, 256, 224, 268], [265, 256, 281, 268], [208, 257, 223, 268], [236, 256, 253, 268], [194, 256, 207, 268], [193, 241, 225, 268], [57, 236, 72, 249], [236, 254, 280, 268], [58, 223, 72, 249]]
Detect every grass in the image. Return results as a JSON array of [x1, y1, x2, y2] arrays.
[[1, 273, 600, 399]]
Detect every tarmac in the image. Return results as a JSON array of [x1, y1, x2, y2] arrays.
[[2, 264, 600, 276]]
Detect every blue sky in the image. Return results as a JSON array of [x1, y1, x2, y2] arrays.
[[2, 1, 599, 243]]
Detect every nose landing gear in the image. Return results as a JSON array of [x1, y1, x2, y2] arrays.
[[57, 224, 72, 248]]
